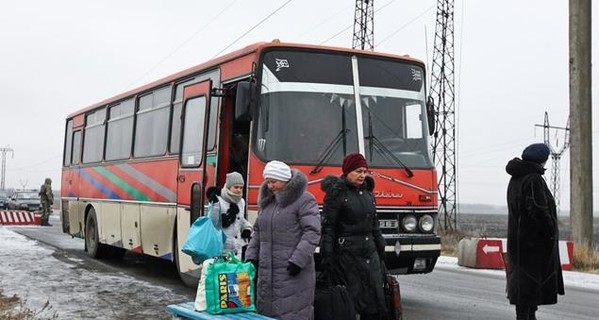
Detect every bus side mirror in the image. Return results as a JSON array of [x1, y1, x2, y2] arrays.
[[235, 81, 256, 121], [190, 183, 202, 223], [426, 96, 435, 136]]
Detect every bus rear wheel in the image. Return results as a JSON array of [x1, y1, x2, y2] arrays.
[[85, 208, 110, 259]]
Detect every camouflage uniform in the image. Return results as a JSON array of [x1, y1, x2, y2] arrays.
[[39, 177, 53, 226]]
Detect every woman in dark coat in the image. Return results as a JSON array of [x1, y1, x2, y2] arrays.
[[506, 143, 565, 320], [320, 153, 387, 320], [245, 160, 321, 320]]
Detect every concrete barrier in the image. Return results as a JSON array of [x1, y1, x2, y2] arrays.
[[0, 211, 41, 225], [458, 237, 574, 270]]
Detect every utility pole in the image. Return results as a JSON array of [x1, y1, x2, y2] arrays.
[[0, 147, 14, 190], [430, 0, 457, 231], [352, 0, 374, 50], [535, 112, 570, 213], [569, 0, 593, 249]]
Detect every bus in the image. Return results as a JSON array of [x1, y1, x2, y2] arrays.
[[61, 41, 440, 286]]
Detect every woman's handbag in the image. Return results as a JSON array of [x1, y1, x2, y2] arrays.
[[182, 203, 226, 262], [195, 252, 257, 314], [382, 262, 402, 320], [314, 267, 356, 320]]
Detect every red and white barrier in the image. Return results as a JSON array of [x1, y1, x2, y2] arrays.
[[0, 211, 41, 225], [458, 237, 574, 271]]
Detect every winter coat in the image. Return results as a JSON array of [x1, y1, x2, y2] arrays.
[[209, 195, 252, 259], [245, 169, 321, 320], [320, 175, 387, 315], [505, 157, 565, 306]]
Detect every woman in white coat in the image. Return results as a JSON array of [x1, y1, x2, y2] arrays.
[[208, 172, 253, 259]]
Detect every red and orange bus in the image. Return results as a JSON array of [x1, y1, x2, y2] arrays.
[[61, 41, 440, 286]]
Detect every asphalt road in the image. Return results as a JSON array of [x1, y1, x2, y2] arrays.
[[6, 214, 599, 320]]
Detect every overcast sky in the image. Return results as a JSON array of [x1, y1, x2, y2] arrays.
[[0, 0, 596, 213]]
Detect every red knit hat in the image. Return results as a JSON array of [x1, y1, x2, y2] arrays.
[[342, 153, 368, 175]]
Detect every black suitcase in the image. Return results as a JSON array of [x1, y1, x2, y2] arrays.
[[314, 270, 356, 320]]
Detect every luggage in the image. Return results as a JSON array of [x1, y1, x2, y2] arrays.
[[182, 203, 226, 263], [382, 263, 402, 320], [314, 268, 356, 320], [195, 252, 256, 315]]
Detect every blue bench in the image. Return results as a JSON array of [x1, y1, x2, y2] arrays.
[[165, 302, 275, 319]]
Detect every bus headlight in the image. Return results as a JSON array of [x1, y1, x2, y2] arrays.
[[402, 215, 417, 232], [419, 214, 434, 232]]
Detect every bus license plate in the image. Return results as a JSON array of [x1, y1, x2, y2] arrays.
[[379, 219, 398, 228]]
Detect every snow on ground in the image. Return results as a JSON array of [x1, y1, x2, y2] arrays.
[[435, 255, 599, 291], [0, 225, 189, 319], [1, 224, 597, 319]]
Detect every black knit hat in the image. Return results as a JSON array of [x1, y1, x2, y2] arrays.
[[522, 143, 550, 163]]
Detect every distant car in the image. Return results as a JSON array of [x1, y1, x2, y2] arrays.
[[0, 190, 8, 209], [8, 191, 42, 211]]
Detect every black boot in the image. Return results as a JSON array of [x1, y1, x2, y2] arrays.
[[41, 220, 52, 226], [529, 308, 537, 320]]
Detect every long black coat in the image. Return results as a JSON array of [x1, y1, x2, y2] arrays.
[[320, 175, 386, 315], [505, 158, 564, 306]]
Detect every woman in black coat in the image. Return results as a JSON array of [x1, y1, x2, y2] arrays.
[[320, 153, 387, 320], [506, 143, 565, 320]]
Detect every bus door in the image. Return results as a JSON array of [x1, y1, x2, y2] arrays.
[[177, 80, 213, 224]]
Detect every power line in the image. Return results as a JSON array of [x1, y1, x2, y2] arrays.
[[128, 0, 238, 88], [212, 0, 294, 59], [375, 5, 435, 48]]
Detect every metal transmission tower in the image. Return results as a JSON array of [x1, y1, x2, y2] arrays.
[[352, 0, 374, 50], [430, 0, 457, 231], [0, 147, 14, 190], [536, 112, 570, 213]]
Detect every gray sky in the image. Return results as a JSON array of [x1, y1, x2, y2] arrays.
[[0, 0, 595, 212]]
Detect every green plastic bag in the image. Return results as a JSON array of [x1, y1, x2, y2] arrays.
[[195, 252, 256, 314]]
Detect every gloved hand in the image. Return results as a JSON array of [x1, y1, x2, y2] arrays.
[[287, 262, 301, 276], [206, 186, 219, 203], [241, 229, 252, 240]]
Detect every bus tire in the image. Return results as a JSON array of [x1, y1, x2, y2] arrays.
[[85, 208, 110, 259], [173, 232, 197, 288]]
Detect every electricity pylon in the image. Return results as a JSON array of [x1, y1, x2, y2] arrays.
[[0, 147, 14, 190], [352, 0, 374, 50], [430, 0, 457, 231], [536, 112, 570, 213]]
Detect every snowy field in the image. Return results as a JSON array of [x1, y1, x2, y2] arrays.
[[0, 225, 189, 319]]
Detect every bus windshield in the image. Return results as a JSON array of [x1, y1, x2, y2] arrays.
[[255, 49, 434, 169]]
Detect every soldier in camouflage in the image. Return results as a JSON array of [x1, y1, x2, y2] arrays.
[[39, 177, 54, 226]]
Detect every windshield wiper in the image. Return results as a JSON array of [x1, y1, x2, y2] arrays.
[[365, 107, 414, 177], [310, 128, 350, 174], [366, 134, 414, 177]]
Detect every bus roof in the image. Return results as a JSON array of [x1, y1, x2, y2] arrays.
[[67, 41, 424, 119]]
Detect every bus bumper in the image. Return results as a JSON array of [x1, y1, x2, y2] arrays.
[[383, 235, 441, 274]]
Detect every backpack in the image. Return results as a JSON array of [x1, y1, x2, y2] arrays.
[[39, 184, 46, 196]]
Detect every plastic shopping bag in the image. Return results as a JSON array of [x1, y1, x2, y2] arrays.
[[182, 204, 226, 262], [195, 252, 256, 314]]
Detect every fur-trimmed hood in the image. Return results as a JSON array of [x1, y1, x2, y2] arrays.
[[258, 169, 308, 208], [320, 175, 375, 197]]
